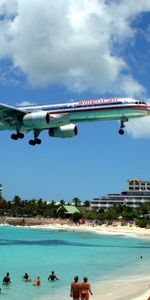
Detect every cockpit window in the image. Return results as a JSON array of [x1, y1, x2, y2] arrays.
[[136, 101, 146, 104]]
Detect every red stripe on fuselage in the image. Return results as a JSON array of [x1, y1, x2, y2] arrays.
[[47, 105, 148, 115]]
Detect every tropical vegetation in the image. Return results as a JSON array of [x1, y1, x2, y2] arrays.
[[0, 195, 150, 227]]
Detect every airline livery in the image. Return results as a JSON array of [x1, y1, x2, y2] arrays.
[[0, 97, 149, 145]]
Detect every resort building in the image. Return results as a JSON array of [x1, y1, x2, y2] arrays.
[[128, 178, 150, 191], [57, 205, 81, 218], [91, 178, 150, 211]]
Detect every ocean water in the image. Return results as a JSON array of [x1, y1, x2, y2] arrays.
[[0, 226, 150, 300]]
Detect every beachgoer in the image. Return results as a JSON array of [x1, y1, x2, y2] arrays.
[[80, 277, 93, 300], [70, 276, 81, 300], [33, 276, 41, 286], [48, 271, 59, 281], [23, 273, 31, 281], [3, 273, 11, 285]]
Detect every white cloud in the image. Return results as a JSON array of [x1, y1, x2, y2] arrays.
[[108, 0, 150, 41], [0, 0, 17, 17], [126, 116, 150, 139], [126, 98, 150, 138], [126, 99, 150, 139], [0, 0, 150, 95], [114, 75, 145, 97], [16, 101, 37, 107]]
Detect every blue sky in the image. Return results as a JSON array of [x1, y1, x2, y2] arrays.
[[1, 0, 150, 202]]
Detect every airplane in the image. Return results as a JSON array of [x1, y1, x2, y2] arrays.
[[0, 97, 149, 146]]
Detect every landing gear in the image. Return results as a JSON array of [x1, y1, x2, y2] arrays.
[[118, 128, 124, 135], [29, 138, 42, 146], [118, 119, 127, 135], [11, 119, 24, 141], [11, 128, 42, 146], [29, 130, 42, 146], [11, 132, 24, 140]]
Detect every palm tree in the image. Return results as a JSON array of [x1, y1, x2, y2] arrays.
[[72, 197, 81, 207]]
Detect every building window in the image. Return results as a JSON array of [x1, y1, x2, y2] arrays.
[[129, 180, 134, 184]]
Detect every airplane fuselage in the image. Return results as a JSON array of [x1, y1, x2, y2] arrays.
[[17, 97, 149, 131]]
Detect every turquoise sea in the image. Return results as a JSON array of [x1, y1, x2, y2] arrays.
[[0, 226, 150, 300]]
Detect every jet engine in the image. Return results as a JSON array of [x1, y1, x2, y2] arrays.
[[23, 111, 50, 128], [49, 124, 78, 138]]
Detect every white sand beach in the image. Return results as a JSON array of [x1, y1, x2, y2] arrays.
[[32, 222, 150, 238], [31, 222, 150, 300], [92, 278, 150, 300], [133, 290, 150, 300]]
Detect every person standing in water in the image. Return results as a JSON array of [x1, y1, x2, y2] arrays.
[[80, 277, 93, 300], [33, 276, 41, 286], [48, 271, 59, 281], [3, 273, 11, 285], [23, 273, 31, 281], [70, 276, 81, 300]]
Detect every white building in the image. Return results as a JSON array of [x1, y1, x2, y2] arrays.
[[91, 178, 150, 211]]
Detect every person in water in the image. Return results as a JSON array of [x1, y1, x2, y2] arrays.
[[3, 273, 11, 285], [23, 273, 31, 281], [80, 277, 93, 300], [70, 276, 81, 300], [33, 276, 41, 286], [48, 271, 59, 281]]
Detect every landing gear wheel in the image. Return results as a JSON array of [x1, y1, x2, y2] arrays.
[[11, 133, 18, 140], [35, 138, 41, 144], [11, 132, 24, 140], [118, 129, 124, 135], [29, 139, 36, 146], [17, 132, 24, 139], [29, 129, 42, 146]]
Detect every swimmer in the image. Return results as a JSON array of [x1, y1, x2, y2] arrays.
[[33, 276, 41, 286], [48, 271, 59, 281], [3, 273, 11, 285], [23, 273, 31, 281]]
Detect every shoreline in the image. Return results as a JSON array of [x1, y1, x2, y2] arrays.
[[28, 222, 150, 239], [1, 216, 150, 238]]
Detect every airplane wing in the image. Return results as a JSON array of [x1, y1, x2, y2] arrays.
[[0, 103, 26, 128]]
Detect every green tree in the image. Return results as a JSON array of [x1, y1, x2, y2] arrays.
[[83, 210, 97, 220], [84, 200, 90, 207], [60, 200, 65, 205], [72, 212, 82, 222], [12, 195, 22, 206], [72, 197, 81, 207]]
